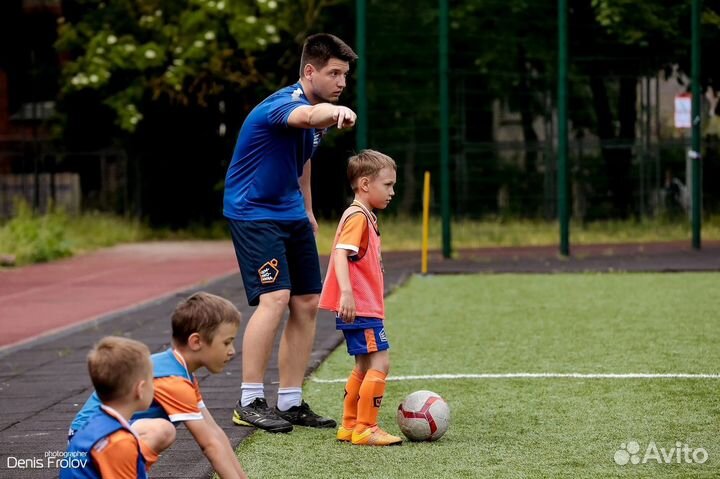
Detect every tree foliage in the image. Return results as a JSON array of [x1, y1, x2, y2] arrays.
[[56, 0, 290, 131], [50, 0, 720, 222], [446, 0, 720, 217], [52, 0, 356, 225]]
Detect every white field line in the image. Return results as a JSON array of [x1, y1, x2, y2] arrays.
[[310, 373, 720, 384]]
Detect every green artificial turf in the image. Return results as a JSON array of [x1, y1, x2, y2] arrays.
[[235, 273, 720, 478]]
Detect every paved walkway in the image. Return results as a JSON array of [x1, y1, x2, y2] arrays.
[[0, 240, 718, 478]]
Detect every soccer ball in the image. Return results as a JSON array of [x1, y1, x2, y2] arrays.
[[396, 390, 450, 441]]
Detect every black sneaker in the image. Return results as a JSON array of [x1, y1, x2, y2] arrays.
[[232, 398, 293, 433], [275, 401, 337, 428]]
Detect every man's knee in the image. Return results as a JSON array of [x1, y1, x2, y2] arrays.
[[258, 289, 291, 313], [289, 293, 319, 315]]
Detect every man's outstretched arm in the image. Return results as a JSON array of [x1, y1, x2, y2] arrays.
[[288, 104, 356, 129]]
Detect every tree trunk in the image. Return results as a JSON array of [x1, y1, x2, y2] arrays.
[[398, 118, 416, 215], [516, 47, 540, 215], [517, 48, 539, 173], [614, 76, 637, 218], [589, 76, 614, 140], [589, 75, 637, 218]]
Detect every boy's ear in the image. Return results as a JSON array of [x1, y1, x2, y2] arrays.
[[187, 332, 203, 351], [135, 379, 148, 401], [359, 176, 370, 192]]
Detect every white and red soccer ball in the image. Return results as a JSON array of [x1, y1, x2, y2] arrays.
[[396, 390, 450, 441]]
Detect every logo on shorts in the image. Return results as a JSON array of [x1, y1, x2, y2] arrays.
[[379, 328, 388, 343], [258, 259, 280, 285]]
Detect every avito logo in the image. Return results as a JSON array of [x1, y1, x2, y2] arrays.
[[614, 441, 708, 465]]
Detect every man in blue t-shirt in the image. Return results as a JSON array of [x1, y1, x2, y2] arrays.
[[224, 33, 357, 433]]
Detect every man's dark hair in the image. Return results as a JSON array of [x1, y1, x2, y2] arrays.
[[299, 33, 358, 76]]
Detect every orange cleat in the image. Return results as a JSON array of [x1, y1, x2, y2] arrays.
[[351, 426, 403, 446], [336, 426, 354, 442]]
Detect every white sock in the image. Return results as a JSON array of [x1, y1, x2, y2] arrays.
[[277, 387, 303, 411], [241, 383, 264, 407]]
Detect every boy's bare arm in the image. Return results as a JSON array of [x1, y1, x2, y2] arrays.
[[201, 407, 248, 478], [334, 249, 356, 323], [185, 412, 247, 479]]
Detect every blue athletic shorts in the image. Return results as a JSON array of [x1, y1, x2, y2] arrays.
[[338, 316, 390, 356], [228, 219, 322, 306]]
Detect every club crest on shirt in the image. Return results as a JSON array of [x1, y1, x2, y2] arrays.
[[291, 87, 303, 102], [258, 259, 280, 284]]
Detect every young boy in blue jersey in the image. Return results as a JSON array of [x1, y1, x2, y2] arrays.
[[224, 33, 358, 432], [68, 292, 247, 479], [62, 336, 159, 478]]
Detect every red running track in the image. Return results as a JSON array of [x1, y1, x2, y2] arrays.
[[0, 242, 238, 350]]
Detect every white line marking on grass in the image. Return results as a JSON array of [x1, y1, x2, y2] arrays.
[[310, 373, 720, 384]]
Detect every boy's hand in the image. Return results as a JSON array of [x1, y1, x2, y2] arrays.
[[338, 291, 356, 323]]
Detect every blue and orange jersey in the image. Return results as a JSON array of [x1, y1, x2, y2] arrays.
[[132, 349, 205, 423], [319, 201, 385, 319], [71, 349, 204, 432], [61, 405, 147, 479]]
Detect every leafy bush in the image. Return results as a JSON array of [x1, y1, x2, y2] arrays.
[[0, 202, 72, 264], [0, 201, 150, 266]]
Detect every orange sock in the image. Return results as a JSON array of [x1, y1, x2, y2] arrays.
[[342, 368, 365, 429], [355, 369, 387, 432]]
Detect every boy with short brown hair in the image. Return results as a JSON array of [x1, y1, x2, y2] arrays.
[[319, 149, 402, 446], [62, 336, 160, 478]]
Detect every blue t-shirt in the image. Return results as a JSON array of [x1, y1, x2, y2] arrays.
[[223, 82, 326, 221]]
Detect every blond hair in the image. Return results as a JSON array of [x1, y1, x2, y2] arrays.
[[88, 336, 151, 402], [171, 292, 241, 345], [347, 149, 397, 191]]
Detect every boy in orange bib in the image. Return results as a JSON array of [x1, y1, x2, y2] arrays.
[[319, 149, 401, 446]]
